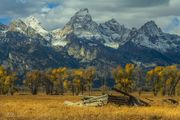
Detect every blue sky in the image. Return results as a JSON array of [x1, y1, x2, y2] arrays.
[[164, 17, 180, 33], [47, 2, 59, 9], [0, 17, 11, 25], [0, 0, 180, 35]]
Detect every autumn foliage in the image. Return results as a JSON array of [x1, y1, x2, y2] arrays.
[[112, 64, 135, 92], [0, 63, 180, 96], [24, 67, 96, 95], [146, 65, 180, 96], [0, 66, 17, 95]]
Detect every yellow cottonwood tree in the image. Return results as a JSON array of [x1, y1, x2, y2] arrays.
[[112, 64, 135, 92], [146, 66, 164, 96], [147, 65, 180, 96], [0, 66, 17, 95], [72, 69, 84, 95], [25, 71, 41, 95], [49, 67, 68, 95], [84, 67, 96, 95]]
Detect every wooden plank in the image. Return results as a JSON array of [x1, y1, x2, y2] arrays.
[[112, 88, 134, 97], [83, 94, 108, 104], [112, 88, 150, 106]]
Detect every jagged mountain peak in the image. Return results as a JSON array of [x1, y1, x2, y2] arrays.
[[106, 18, 120, 25], [142, 21, 160, 31], [67, 8, 93, 29], [23, 16, 49, 36], [63, 8, 100, 41], [98, 19, 131, 49], [139, 20, 162, 36], [0, 8, 180, 73], [8, 18, 50, 44], [76, 8, 89, 16], [100, 18, 130, 36], [144, 20, 156, 25], [51, 8, 100, 47], [24, 16, 40, 25], [102, 18, 127, 31], [10, 19, 25, 25], [8, 19, 28, 33], [129, 20, 180, 52]]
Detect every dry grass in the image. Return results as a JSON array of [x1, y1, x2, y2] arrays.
[[0, 93, 180, 120]]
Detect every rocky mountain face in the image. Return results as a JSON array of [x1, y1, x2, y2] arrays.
[[0, 8, 180, 74], [0, 19, 79, 75], [99, 19, 131, 48]]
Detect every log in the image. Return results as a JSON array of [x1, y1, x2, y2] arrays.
[[83, 94, 108, 104], [145, 98, 154, 102], [83, 94, 108, 101], [64, 101, 104, 107], [64, 94, 108, 107], [167, 99, 179, 104], [82, 96, 95, 100], [84, 101, 105, 107], [108, 95, 132, 106], [64, 101, 84, 106], [108, 95, 129, 104], [163, 99, 179, 105], [64, 89, 150, 107], [112, 88, 150, 106], [112, 88, 134, 98]]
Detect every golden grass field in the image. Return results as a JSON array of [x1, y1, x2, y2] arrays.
[[0, 92, 180, 120]]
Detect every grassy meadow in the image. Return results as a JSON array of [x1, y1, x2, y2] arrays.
[[0, 92, 180, 120]]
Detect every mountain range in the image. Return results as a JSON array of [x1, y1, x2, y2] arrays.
[[0, 8, 180, 74]]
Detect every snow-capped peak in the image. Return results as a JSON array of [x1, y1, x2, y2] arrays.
[[24, 16, 40, 26], [139, 20, 162, 36], [8, 19, 28, 34], [64, 8, 100, 40], [23, 16, 49, 37], [103, 18, 128, 33], [67, 8, 93, 29]]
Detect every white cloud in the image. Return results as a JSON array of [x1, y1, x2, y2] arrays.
[[0, 0, 60, 18], [36, 0, 173, 30], [1, 0, 180, 35]]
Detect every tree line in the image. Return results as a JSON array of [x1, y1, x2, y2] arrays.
[[113, 64, 180, 96], [0, 64, 179, 96]]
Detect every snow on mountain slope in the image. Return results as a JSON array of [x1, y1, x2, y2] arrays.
[[6, 9, 180, 53], [1, 8, 180, 71], [99, 19, 131, 48], [51, 26, 72, 47], [51, 8, 130, 49], [8, 19, 28, 34], [7, 18, 50, 47], [67, 8, 99, 32], [23, 16, 51, 40], [130, 21, 180, 52], [51, 8, 101, 47], [66, 8, 101, 40], [139, 21, 162, 36], [51, 8, 180, 52]]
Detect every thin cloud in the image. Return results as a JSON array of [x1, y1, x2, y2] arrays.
[[0, 0, 180, 35], [0, 0, 61, 17], [37, 0, 172, 30]]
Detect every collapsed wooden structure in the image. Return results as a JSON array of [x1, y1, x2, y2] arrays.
[[64, 94, 108, 107], [64, 88, 150, 107], [109, 88, 149, 106], [163, 98, 179, 105]]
